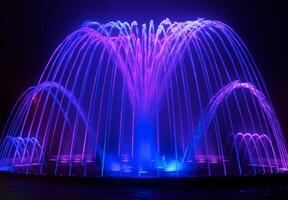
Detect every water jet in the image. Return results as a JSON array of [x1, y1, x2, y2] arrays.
[[0, 18, 287, 177]]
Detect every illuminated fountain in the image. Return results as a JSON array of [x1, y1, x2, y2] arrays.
[[0, 18, 287, 177]]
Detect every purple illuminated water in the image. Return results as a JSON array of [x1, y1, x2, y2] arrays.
[[0, 18, 287, 177]]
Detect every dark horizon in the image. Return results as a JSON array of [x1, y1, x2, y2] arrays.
[[1, 0, 288, 138]]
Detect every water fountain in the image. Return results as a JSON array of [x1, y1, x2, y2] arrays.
[[0, 18, 287, 177]]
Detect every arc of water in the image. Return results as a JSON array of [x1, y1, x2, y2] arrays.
[[182, 81, 288, 170]]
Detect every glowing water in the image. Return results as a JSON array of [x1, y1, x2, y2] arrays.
[[0, 18, 287, 177]]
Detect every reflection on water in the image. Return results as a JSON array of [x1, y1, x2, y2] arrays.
[[0, 175, 288, 200]]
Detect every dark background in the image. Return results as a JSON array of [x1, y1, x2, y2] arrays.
[[0, 0, 287, 137]]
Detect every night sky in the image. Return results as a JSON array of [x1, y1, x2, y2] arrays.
[[1, 0, 288, 137]]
